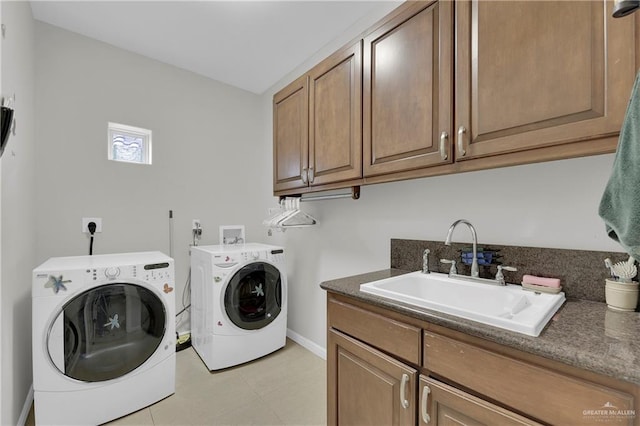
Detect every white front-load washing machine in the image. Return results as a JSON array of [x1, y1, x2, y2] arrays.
[[32, 252, 176, 425], [191, 243, 287, 370]]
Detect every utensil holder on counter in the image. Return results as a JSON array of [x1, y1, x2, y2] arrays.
[[605, 279, 639, 312]]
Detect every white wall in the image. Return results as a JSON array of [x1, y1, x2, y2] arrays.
[[272, 156, 620, 352], [261, 2, 623, 354], [34, 22, 273, 334], [1, 2, 37, 424]]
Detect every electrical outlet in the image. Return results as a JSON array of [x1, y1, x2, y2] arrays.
[[82, 217, 102, 233]]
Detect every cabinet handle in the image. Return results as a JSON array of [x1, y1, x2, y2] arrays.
[[457, 126, 467, 157], [308, 167, 315, 184], [439, 131, 449, 161], [421, 385, 431, 424], [400, 373, 410, 409], [301, 168, 308, 184]]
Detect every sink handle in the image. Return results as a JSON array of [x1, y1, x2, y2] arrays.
[[440, 258, 457, 275], [496, 265, 517, 285], [400, 373, 410, 409], [423, 249, 431, 274]]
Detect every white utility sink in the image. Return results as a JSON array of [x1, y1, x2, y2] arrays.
[[359, 271, 565, 337]]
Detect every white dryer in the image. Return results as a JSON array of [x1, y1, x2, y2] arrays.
[[191, 243, 287, 370], [32, 252, 176, 425]]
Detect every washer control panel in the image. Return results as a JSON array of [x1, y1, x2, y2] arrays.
[[84, 262, 171, 283], [211, 248, 285, 283], [213, 254, 239, 268], [142, 262, 172, 283], [105, 267, 120, 279], [86, 265, 138, 281]]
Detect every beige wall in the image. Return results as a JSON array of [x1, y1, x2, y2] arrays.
[[34, 21, 273, 338], [1, 1, 37, 424]]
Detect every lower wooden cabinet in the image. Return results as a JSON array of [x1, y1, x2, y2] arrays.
[[419, 376, 539, 426], [327, 328, 536, 426], [328, 329, 417, 426], [327, 293, 640, 426], [423, 331, 635, 426]]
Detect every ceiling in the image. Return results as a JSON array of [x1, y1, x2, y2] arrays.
[[30, 1, 397, 95]]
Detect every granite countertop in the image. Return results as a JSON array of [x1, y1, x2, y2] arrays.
[[321, 268, 640, 386]]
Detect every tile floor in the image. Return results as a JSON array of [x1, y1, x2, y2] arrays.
[[27, 339, 327, 425]]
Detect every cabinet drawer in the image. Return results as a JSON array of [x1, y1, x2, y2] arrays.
[[424, 331, 635, 425], [328, 298, 421, 365]]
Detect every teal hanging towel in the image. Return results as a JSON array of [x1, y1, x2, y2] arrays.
[[599, 71, 640, 258]]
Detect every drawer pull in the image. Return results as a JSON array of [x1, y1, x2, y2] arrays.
[[421, 385, 431, 424], [457, 126, 467, 157], [439, 131, 449, 161], [400, 373, 410, 409], [301, 168, 308, 184]]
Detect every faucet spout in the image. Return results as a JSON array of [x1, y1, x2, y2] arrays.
[[444, 219, 479, 278]]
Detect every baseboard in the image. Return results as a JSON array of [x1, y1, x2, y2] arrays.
[[18, 384, 34, 426], [286, 328, 327, 360]]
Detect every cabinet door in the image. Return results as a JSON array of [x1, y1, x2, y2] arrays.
[[455, 0, 638, 161], [273, 75, 309, 192], [419, 376, 540, 426], [328, 329, 417, 426], [309, 41, 362, 186], [363, 0, 453, 177]]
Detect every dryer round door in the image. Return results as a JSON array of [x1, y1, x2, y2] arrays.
[[224, 261, 283, 330], [47, 282, 166, 382]]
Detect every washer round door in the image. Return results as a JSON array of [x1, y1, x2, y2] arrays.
[[224, 262, 283, 330], [47, 283, 166, 382]]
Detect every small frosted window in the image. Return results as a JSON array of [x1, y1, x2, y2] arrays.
[[108, 122, 152, 165]]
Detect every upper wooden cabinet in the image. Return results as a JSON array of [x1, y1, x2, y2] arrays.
[[273, 41, 362, 193], [454, 0, 638, 160], [363, 0, 453, 177], [273, 0, 640, 195], [309, 42, 363, 186], [273, 75, 308, 192]]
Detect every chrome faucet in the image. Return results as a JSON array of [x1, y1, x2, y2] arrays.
[[440, 258, 457, 275], [445, 219, 479, 278], [422, 249, 430, 274]]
